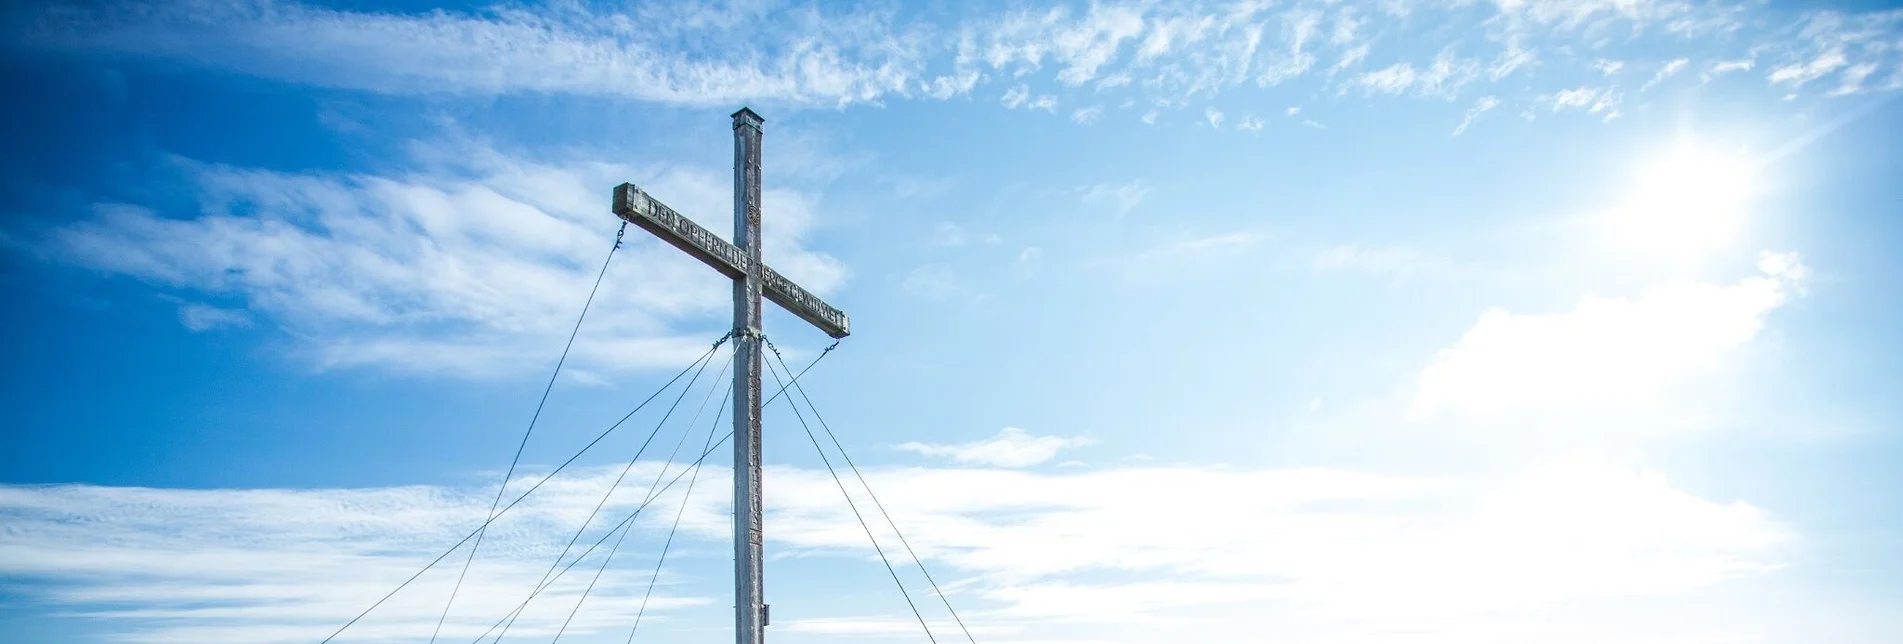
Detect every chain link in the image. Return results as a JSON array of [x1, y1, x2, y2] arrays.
[[759, 335, 840, 361]]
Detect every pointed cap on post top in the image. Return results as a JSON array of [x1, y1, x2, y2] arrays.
[[732, 107, 765, 130]]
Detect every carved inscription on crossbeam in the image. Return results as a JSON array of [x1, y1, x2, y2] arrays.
[[614, 183, 748, 279], [613, 182, 850, 339], [757, 265, 848, 339]]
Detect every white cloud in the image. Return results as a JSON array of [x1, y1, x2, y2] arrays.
[[1828, 61, 1882, 96], [780, 615, 1015, 637], [1706, 58, 1756, 80], [1489, 37, 1537, 80], [1592, 90, 1623, 120], [1542, 85, 1621, 120], [924, 68, 982, 100], [1078, 180, 1152, 213], [14, 0, 1899, 119], [1357, 62, 1418, 94], [1451, 95, 1500, 136], [1414, 255, 1804, 419], [1330, 6, 1361, 45], [1001, 83, 1033, 108], [1140, 110, 1159, 125], [1491, 0, 1738, 32], [1071, 105, 1103, 124], [1419, 49, 1482, 96], [1256, 10, 1322, 86], [176, 302, 253, 331], [1769, 48, 1849, 87], [1328, 43, 1370, 77], [1352, 50, 1477, 97], [16, 0, 923, 108], [1204, 107, 1225, 128], [1642, 58, 1690, 91], [1236, 115, 1265, 132], [1549, 86, 1599, 109], [0, 460, 725, 644], [0, 452, 1794, 641], [1779, 10, 1903, 95], [895, 427, 1096, 468], [48, 141, 847, 378], [1050, 3, 1146, 86]]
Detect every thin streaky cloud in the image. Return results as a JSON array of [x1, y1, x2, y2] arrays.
[[1452, 95, 1500, 136], [5, 0, 1897, 113], [42, 139, 846, 377], [895, 427, 1096, 467]]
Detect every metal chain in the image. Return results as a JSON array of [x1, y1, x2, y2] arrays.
[[759, 335, 840, 364], [759, 336, 840, 407]]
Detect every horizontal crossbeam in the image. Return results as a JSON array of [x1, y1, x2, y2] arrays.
[[614, 183, 850, 338]]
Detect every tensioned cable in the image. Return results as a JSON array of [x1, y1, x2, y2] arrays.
[[761, 339, 839, 408], [465, 429, 735, 644], [468, 334, 842, 644], [548, 372, 735, 643], [429, 222, 631, 644], [489, 346, 729, 643], [626, 381, 731, 643], [553, 493, 642, 642], [315, 332, 725, 644], [762, 348, 939, 644], [764, 339, 978, 644]]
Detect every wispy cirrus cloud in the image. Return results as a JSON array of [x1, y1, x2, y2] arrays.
[[1001, 83, 1059, 111], [1642, 58, 1691, 91], [1451, 95, 1500, 136], [1078, 180, 1151, 213], [8, 0, 1899, 119], [43, 139, 847, 378], [8, 0, 924, 108], [174, 301, 253, 331], [1540, 85, 1623, 120]]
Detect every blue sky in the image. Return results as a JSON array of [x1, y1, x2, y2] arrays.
[[3, 0, 1903, 642]]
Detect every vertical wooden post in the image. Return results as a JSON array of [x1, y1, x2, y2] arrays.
[[730, 106, 767, 644]]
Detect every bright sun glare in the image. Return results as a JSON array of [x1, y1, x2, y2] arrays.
[[1611, 144, 1760, 255]]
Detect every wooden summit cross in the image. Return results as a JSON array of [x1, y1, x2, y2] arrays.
[[611, 107, 849, 644]]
